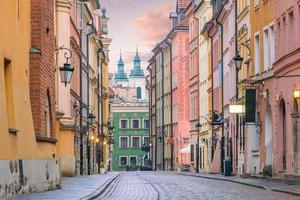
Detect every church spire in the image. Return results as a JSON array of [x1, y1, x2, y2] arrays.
[[115, 49, 128, 80], [130, 48, 144, 77]]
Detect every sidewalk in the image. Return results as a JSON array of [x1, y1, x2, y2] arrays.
[[10, 172, 120, 200], [177, 172, 300, 196]]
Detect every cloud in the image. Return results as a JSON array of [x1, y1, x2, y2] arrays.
[[132, 3, 174, 48]]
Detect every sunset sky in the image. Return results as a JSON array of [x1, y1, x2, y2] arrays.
[[101, 0, 176, 73]]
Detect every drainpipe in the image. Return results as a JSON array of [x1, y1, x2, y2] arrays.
[[80, 29, 83, 175], [166, 39, 174, 170], [160, 47, 165, 171], [148, 68, 152, 166], [154, 59, 158, 171], [208, 29, 214, 163], [97, 47, 105, 173], [235, 0, 239, 175], [216, 18, 224, 174], [100, 52, 104, 165], [86, 23, 96, 175]]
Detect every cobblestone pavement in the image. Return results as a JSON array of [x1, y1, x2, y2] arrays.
[[11, 173, 119, 200], [95, 172, 158, 200], [139, 172, 299, 200], [10, 172, 300, 200]]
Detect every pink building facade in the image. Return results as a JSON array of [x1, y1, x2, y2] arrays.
[[258, 0, 300, 175], [170, 28, 190, 170]]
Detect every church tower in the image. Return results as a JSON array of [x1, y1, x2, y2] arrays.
[[130, 48, 144, 77], [129, 49, 148, 100], [114, 53, 128, 86]]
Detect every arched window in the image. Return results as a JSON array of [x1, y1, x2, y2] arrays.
[[45, 90, 51, 137], [137, 87, 142, 99]]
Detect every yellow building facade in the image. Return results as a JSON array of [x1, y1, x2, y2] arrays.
[[0, 1, 60, 199]]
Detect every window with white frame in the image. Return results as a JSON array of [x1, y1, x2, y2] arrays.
[[254, 33, 260, 74], [132, 137, 140, 148], [119, 156, 127, 166], [129, 156, 137, 166], [143, 119, 150, 129], [120, 119, 128, 129], [269, 25, 275, 66], [132, 119, 140, 129], [263, 28, 269, 71], [120, 137, 128, 148]]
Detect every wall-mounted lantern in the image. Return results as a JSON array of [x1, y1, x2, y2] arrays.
[[294, 89, 300, 99], [56, 46, 74, 87], [234, 54, 244, 72]]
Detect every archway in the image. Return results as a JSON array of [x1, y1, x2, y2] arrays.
[[265, 107, 273, 165]]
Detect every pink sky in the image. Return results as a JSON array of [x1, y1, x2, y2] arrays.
[[101, 0, 175, 73]]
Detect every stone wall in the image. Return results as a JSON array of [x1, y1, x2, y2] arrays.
[[0, 159, 60, 200]]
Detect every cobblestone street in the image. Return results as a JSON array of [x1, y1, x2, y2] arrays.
[[10, 172, 300, 200]]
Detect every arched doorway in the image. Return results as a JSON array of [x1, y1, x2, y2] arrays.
[[265, 107, 273, 165], [279, 99, 287, 171]]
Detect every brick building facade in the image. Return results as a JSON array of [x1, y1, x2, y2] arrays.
[[30, 0, 56, 140]]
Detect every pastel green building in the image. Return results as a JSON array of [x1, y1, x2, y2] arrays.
[[112, 102, 150, 171]]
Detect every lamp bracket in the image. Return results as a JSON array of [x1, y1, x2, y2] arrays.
[[55, 46, 73, 63]]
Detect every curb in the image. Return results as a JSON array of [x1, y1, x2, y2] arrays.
[[272, 189, 300, 197], [176, 172, 265, 189], [80, 173, 120, 200], [176, 172, 300, 197]]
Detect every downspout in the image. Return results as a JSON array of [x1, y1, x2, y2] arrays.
[[86, 23, 96, 175], [80, 29, 83, 175], [100, 54, 104, 165], [160, 47, 165, 171], [235, 0, 239, 175], [166, 39, 173, 170], [148, 68, 152, 167], [216, 18, 224, 174], [154, 59, 158, 171], [207, 26, 214, 162]]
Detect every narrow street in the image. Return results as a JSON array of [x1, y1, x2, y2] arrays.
[[96, 172, 299, 200]]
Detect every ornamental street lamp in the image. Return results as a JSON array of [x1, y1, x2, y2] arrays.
[[88, 112, 96, 125], [234, 54, 244, 72], [195, 122, 202, 173], [56, 46, 74, 87]]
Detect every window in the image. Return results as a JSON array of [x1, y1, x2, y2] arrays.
[[269, 25, 275, 66], [254, 33, 260, 74], [143, 137, 150, 146], [45, 91, 51, 137], [132, 137, 140, 148], [137, 87, 142, 99], [132, 119, 140, 129], [263, 28, 269, 71], [120, 119, 128, 129], [120, 156, 127, 166], [4, 58, 14, 129], [144, 119, 150, 129], [120, 137, 128, 148], [129, 156, 137, 166]]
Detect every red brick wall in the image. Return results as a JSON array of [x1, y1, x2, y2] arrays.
[[30, 0, 56, 138]]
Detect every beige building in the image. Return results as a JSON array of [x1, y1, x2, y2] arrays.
[[194, 0, 212, 172]]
